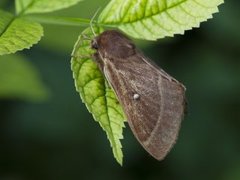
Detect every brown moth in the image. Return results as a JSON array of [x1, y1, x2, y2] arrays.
[[91, 30, 186, 160]]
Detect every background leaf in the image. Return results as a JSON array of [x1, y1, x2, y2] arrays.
[[0, 9, 13, 34], [99, 0, 224, 40], [15, 0, 84, 14], [0, 54, 49, 101], [71, 27, 126, 165], [0, 10, 43, 55]]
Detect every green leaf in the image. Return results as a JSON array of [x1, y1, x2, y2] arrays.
[[99, 0, 224, 40], [0, 10, 43, 55], [71, 27, 126, 165], [15, 0, 27, 14], [0, 54, 49, 101], [15, 0, 84, 14]]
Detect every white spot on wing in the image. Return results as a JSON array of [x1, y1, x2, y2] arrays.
[[133, 93, 140, 100]]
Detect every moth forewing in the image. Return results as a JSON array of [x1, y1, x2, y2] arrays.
[[92, 30, 186, 161]]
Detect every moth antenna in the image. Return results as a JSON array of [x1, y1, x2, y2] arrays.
[[90, 7, 101, 37]]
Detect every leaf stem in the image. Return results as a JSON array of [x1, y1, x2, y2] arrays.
[[23, 14, 92, 27], [22, 14, 117, 28]]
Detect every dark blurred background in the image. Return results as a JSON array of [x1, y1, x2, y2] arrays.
[[0, 0, 239, 180]]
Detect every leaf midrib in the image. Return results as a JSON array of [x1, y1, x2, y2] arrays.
[[0, 16, 14, 38]]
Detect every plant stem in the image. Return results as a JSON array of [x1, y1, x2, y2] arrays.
[[23, 14, 91, 27]]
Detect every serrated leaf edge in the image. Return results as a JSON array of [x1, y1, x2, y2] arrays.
[[99, 0, 224, 40]]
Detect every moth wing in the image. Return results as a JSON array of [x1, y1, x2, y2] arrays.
[[104, 54, 186, 160]]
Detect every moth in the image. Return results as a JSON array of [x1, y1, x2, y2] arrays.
[[91, 30, 186, 160]]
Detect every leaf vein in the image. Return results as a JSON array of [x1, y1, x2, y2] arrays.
[[179, 4, 199, 18], [193, 0, 211, 8], [150, 16, 171, 32], [75, 59, 88, 89], [165, 11, 186, 26]]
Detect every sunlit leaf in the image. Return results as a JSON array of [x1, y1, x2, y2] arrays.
[[0, 10, 43, 55], [71, 27, 126, 165], [0, 54, 49, 101], [99, 0, 224, 40], [15, 0, 84, 14]]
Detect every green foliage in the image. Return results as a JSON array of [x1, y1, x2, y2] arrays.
[[0, 54, 49, 101], [99, 0, 224, 40], [0, 10, 43, 56], [0, 0, 83, 56], [71, 27, 126, 165], [15, 0, 83, 14]]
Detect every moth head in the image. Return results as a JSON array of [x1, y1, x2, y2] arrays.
[[92, 30, 136, 59]]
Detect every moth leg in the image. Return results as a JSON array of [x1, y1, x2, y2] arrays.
[[71, 34, 94, 59], [81, 34, 92, 41]]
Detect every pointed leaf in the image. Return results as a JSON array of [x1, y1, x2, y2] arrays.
[[99, 0, 224, 40], [71, 27, 126, 165], [0, 54, 49, 101], [0, 10, 43, 55], [15, 0, 84, 14]]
